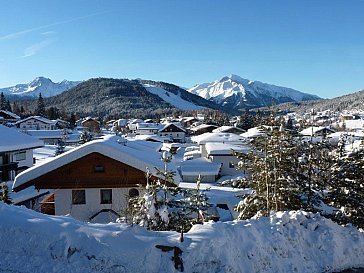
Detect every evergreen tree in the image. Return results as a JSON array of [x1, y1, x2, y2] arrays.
[[234, 127, 303, 219], [0, 92, 6, 110], [326, 145, 364, 228], [35, 93, 46, 116], [0, 182, 12, 204], [55, 139, 66, 156], [79, 131, 92, 144]]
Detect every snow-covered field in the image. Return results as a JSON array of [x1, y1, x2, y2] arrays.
[[1, 203, 363, 273]]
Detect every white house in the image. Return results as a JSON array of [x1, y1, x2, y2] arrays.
[[135, 123, 163, 135], [13, 135, 180, 223], [158, 123, 186, 143], [15, 116, 57, 130], [0, 125, 43, 182], [204, 143, 250, 176]]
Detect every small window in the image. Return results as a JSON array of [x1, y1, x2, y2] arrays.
[[100, 189, 112, 204], [129, 188, 139, 198], [15, 152, 26, 161], [72, 190, 86, 205], [95, 164, 104, 173], [229, 162, 235, 168]]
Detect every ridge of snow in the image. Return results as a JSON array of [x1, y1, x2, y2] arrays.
[[188, 74, 320, 104], [0, 77, 81, 98], [1, 204, 363, 273], [143, 84, 204, 111]]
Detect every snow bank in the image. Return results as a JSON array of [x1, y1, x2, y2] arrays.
[[1, 203, 363, 273]]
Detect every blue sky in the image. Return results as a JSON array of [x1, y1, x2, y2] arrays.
[[0, 0, 363, 98]]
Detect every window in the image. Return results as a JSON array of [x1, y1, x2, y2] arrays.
[[72, 190, 86, 205], [229, 162, 235, 168], [94, 164, 104, 173], [15, 152, 26, 161], [100, 189, 112, 204], [129, 188, 139, 198]]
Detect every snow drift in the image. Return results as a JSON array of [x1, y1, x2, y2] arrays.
[[0, 203, 363, 273]]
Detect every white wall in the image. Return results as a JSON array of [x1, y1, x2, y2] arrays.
[[55, 187, 143, 222], [210, 155, 243, 176], [11, 149, 34, 169], [159, 132, 185, 143], [182, 174, 216, 183]]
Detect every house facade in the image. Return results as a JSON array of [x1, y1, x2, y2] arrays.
[[15, 116, 56, 130], [158, 123, 186, 143], [13, 135, 179, 222], [0, 125, 43, 182]]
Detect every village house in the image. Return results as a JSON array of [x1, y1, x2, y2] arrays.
[[135, 123, 163, 135], [15, 116, 56, 130], [190, 124, 218, 135], [212, 126, 246, 134], [12, 135, 180, 223], [299, 126, 335, 137], [0, 125, 43, 182], [0, 110, 21, 125], [158, 123, 186, 143], [79, 117, 101, 134]]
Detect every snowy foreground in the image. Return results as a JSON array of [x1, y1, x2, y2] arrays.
[[1, 203, 363, 273]]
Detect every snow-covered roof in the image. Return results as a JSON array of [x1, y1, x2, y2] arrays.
[[136, 123, 163, 130], [0, 110, 21, 119], [191, 132, 245, 145], [299, 126, 335, 136], [240, 127, 266, 138], [205, 143, 250, 156], [212, 126, 245, 133], [13, 135, 180, 191], [15, 116, 56, 125], [190, 124, 218, 132], [181, 157, 221, 176], [81, 117, 100, 124], [26, 130, 63, 139], [0, 125, 44, 153], [159, 123, 186, 133]]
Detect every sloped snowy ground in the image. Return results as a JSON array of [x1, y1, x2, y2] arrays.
[[1, 203, 364, 273]]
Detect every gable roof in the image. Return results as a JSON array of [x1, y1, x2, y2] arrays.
[[191, 132, 245, 145], [0, 125, 44, 153], [15, 116, 56, 125], [205, 143, 251, 156], [212, 126, 245, 133], [159, 123, 186, 133], [13, 135, 180, 191], [0, 110, 21, 120], [299, 126, 335, 136]]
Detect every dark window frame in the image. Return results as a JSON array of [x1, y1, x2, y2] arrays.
[[100, 189, 112, 204], [72, 190, 86, 205]]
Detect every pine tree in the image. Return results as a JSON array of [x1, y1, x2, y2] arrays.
[[0, 182, 12, 204], [55, 139, 65, 156], [234, 127, 303, 220], [35, 93, 45, 116], [326, 144, 364, 228], [79, 131, 92, 144], [0, 92, 7, 110]]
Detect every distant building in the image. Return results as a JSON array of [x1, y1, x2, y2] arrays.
[[15, 116, 56, 130], [158, 123, 186, 143], [0, 125, 43, 182], [0, 110, 21, 125]]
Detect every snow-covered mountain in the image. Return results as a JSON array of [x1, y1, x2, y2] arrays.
[[188, 74, 320, 110], [0, 77, 81, 98]]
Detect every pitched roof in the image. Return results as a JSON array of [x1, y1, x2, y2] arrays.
[[299, 126, 335, 136], [205, 143, 250, 156], [0, 110, 21, 120], [13, 135, 180, 191], [191, 132, 245, 145], [159, 123, 186, 133], [0, 125, 44, 153], [15, 116, 56, 125]]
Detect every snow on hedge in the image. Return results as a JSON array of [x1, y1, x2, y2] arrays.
[[1, 203, 363, 273]]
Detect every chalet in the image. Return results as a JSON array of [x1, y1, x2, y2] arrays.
[[158, 123, 186, 143], [299, 126, 335, 137], [181, 117, 199, 128], [0, 125, 43, 182], [190, 124, 218, 135], [15, 116, 56, 130], [0, 110, 20, 124], [135, 123, 163, 135], [81, 117, 100, 134], [13, 135, 180, 222], [212, 126, 246, 134]]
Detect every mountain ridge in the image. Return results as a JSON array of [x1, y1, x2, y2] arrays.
[[0, 77, 81, 98], [188, 74, 320, 110]]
